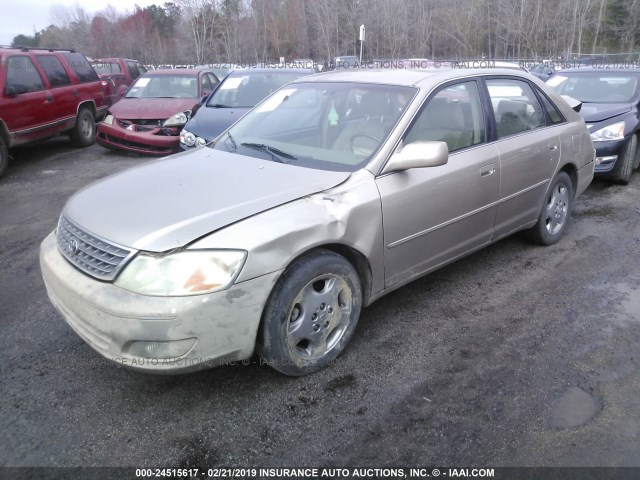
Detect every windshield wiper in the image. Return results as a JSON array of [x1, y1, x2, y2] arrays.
[[224, 131, 237, 152], [241, 143, 297, 163], [209, 103, 232, 108]]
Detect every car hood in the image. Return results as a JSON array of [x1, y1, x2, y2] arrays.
[[186, 106, 250, 140], [63, 149, 351, 252], [110, 98, 199, 120], [580, 103, 633, 123]]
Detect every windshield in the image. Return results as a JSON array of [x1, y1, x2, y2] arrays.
[[211, 82, 416, 172], [207, 72, 309, 108], [125, 75, 198, 99], [547, 72, 640, 103]]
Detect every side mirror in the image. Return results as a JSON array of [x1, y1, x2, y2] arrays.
[[200, 95, 208, 105], [5, 86, 17, 97], [561, 94, 582, 113], [382, 141, 449, 174]]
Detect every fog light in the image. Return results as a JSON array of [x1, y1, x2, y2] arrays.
[[127, 338, 196, 359], [596, 155, 617, 166]]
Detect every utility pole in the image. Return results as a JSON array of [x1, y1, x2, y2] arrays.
[[359, 24, 365, 65]]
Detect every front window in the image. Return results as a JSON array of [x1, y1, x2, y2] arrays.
[[547, 72, 640, 103], [125, 75, 198, 99], [211, 82, 416, 172], [404, 81, 485, 152], [6, 56, 44, 93]]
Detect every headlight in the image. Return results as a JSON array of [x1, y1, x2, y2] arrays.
[[195, 137, 208, 148], [180, 129, 196, 147], [590, 121, 625, 142], [115, 250, 247, 296], [163, 110, 191, 127], [103, 114, 114, 125]]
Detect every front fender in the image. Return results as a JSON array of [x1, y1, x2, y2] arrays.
[[189, 170, 386, 300]]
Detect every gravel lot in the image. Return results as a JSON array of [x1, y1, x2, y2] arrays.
[[1, 139, 639, 470]]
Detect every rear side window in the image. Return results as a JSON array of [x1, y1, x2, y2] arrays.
[[36, 55, 71, 87], [537, 92, 564, 125], [6, 56, 44, 93], [126, 61, 140, 80], [62, 53, 99, 83], [201, 73, 217, 92], [486, 78, 545, 139]]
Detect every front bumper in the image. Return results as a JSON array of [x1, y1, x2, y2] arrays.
[[593, 139, 626, 173], [40, 231, 281, 374], [96, 122, 181, 156]]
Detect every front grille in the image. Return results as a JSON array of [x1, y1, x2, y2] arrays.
[[118, 119, 163, 130], [56, 215, 134, 281]]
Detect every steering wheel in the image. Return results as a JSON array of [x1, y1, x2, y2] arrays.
[[351, 133, 382, 145]]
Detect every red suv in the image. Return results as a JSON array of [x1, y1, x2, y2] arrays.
[[91, 58, 147, 106], [0, 47, 107, 177]]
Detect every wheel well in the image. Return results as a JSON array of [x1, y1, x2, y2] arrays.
[[282, 244, 373, 306], [0, 119, 9, 146], [319, 244, 373, 305], [559, 164, 578, 198], [77, 101, 96, 120]]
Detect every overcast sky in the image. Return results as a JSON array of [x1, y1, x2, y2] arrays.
[[1, 0, 162, 46]]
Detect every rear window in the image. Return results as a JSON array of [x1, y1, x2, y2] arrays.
[[92, 62, 122, 75], [62, 53, 99, 83]]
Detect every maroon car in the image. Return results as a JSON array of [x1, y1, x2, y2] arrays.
[[91, 58, 147, 106], [97, 69, 219, 155]]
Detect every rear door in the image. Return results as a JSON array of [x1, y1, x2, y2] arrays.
[[483, 77, 561, 239], [35, 54, 77, 132], [62, 53, 106, 117], [376, 80, 500, 288]]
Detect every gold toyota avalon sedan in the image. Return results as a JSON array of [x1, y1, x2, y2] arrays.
[[40, 68, 595, 376]]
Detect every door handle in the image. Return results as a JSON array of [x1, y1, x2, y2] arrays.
[[479, 164, 496, 177], [45, 95, 53, 103], [549, 142, 558, 151]]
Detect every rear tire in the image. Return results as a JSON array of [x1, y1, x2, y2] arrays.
[[0, 137, 8, 178], [609, 135, 636, 184], [69, 108, 96, 147], [523, 171, 573, 246]]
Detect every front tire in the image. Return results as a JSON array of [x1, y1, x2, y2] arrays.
[[523, 171, 573, 246], [609, 134, 636, 184], [0, 137, 8, 178], [259, 250, 362, 376], [69, 108, 96, 147]]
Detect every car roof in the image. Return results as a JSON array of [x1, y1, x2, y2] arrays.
[[552, 67, 640, 74], [143, 69, 206, 76], [294, 68, 535, 88], [227, 67, 315, 75], [92, 58, 137, 63]]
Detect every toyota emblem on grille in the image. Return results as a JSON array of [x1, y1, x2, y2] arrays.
[[66, 238, 79, 255]]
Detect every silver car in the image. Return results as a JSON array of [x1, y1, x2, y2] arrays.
[[40, 69, 595, 376]]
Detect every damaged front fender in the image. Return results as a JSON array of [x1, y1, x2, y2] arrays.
[[190, 170, 385, 306]]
